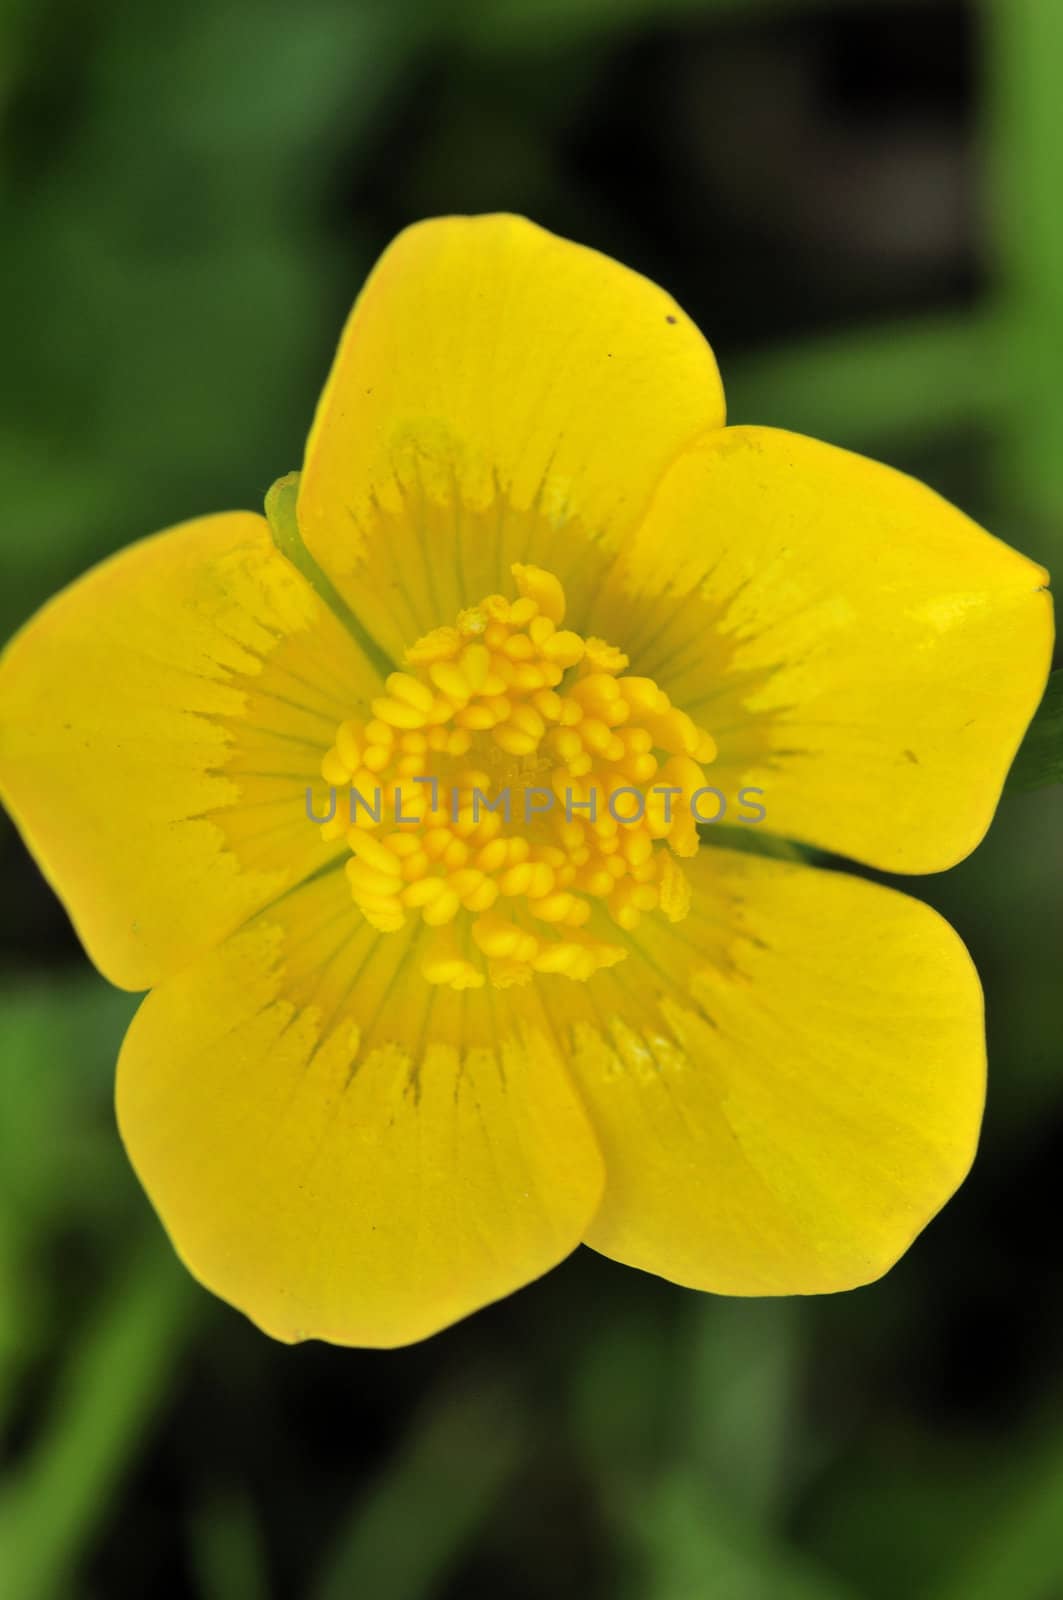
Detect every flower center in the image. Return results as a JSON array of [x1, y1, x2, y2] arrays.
[[319, 565, 716, 989]]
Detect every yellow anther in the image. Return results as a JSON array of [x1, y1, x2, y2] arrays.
[[499, 863, 534, 896], [617, 677, 664, 714], [623, 832, 654, 868], [335, 721, 361, 769], [321, 750, 349, 785], [472, 914, 524, 959], [574, 672, 622, 704], [406, 625, 461, 665], [422, 888, 462, 927], [625, 753, 658, 784], [363, 744, 391, 773], [533, 689, 562, 721], [526, 862, 555, 898], [353, 834, 401, 875], [428, 661, 471, 702], [424, 696, 457, 726], [552, 728, 582, 764], [422, 950, 485, 990], [476, 838, 509, 873], [511, 663, 549, 692], [461, 643, 490, 689], [529, 616, 555, 647], [509, 704, 546, 739], [493, 725, 538, 757], [550, 770, 575, 808], [503, 632, 535, 661], [581, 720, 624, 761], [372, 696, 426, 730], [542, 631, 585, 667], [402, 850, 430, 881], [512, 562, 566, 624], [421, 927, 487, 988], [328, 562, 718, 983], [443, 838, 469, 870], [362, 907, 405, 933], [610, 897, 641, 932], [457, 703, 498, 731], [508, 596, 539, 628], [663, 753, 707, 796], [386, 672, 435, 712], [449, 867, 484, 897], [529, 891, 576, 923], [387, 832, 420, 856], [403, 876, 448, 907], [348, 861, 403, 898], [465, 879, 499, 912]]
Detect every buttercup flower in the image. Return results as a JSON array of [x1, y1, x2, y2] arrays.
[[0, 215, 1052, 1346]]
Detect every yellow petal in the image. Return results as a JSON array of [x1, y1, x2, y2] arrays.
[[562, 849, 984, 1294], [0, 513, 380, 989], [116, 865, 604, 1347], [296, 214, 725, 658], [592, 427, 1053, 873]]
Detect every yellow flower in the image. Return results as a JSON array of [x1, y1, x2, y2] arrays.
[[0, 215, 1053, 1347]]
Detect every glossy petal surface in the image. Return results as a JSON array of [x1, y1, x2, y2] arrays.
[[566, 849, 985, 1294], [117, 866, 605, 1346], [592, 427, 1053, 872], [0, 513, 378, 987]]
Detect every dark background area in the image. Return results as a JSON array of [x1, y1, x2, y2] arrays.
[[1, 1, 1061, 1596]]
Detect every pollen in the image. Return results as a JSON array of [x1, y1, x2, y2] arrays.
[[319, 564, 717, 989]]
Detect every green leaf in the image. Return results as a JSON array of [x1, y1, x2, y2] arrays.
[[0, 1246, 198, 1600], [929, 1429, 1063, 1600], [632, 1471, 860, 1600], [1006, 670, 1063, 792]]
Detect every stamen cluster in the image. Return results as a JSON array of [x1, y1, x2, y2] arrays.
[[319, 565, 716, 988]]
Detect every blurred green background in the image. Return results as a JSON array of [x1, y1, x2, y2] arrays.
[[1, 1, 1061, 1596]]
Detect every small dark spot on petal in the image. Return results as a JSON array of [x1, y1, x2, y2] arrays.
[[665, 315, 677, 324], [903, 749, 920, 764]]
